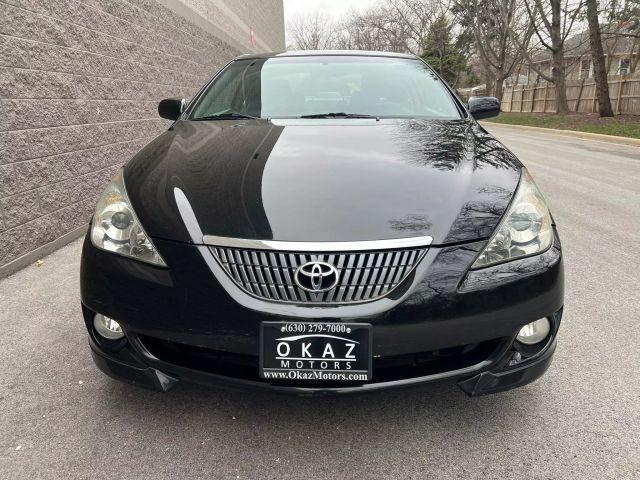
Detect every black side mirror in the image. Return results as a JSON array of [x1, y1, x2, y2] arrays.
[[468, 96, 501, 120], [158, 98, 186, 121]]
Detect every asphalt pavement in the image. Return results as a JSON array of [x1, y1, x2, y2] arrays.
[[1, 124, 639, 479]]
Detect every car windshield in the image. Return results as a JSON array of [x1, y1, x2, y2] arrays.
[[189, 55, 462, 120]]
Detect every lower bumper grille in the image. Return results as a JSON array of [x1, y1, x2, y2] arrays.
[[138, 335, 502, 385]]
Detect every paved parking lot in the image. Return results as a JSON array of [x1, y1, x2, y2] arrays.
[[1, 124, 639, 479]]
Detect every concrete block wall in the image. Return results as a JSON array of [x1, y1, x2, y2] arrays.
[[0, 0, 285, 277]]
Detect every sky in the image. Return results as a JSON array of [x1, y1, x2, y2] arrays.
[[283, 0, 380, 43], [283, 0, 379, 20]]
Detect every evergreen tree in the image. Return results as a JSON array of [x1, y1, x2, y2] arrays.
[[420, 15, 468, 86]]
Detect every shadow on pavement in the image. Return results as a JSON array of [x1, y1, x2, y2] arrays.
[[95, 375, 537, 444]]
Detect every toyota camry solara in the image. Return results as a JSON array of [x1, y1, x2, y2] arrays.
[[80, 51, 564, 396]]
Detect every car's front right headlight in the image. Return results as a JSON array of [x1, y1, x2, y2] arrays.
[[472, 168, 553, 269], [91, 169, 166, 266]]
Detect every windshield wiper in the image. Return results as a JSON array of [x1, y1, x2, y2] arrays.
[[299, 112, 379, 120], [192, 112, 263, 121]]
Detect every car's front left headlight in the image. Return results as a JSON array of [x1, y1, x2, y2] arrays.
[[91, 169, 166, 266], [472, 168, 553, 269]]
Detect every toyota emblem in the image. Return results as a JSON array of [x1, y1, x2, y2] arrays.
[[294, 261, 339, 292]]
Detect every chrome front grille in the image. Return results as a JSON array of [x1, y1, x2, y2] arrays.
[[209, 244, 428, 304]]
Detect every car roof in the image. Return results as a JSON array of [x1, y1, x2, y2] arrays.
[[233, 50, 419, 61]]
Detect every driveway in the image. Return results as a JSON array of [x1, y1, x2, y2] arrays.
[[1, 124, 639, 479]]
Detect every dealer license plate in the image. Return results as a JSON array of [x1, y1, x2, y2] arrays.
[[260, 322, 372, 383]]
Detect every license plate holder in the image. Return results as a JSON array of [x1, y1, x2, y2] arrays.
[[260, 322, 372, 383]]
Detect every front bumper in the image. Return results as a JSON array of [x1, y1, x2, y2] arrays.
[[88, 326, 558, 396], [80, 228, 564, 396]]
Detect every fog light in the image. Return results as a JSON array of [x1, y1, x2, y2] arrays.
[[516, 318, 550, 345], [93, 313, 125, 340]]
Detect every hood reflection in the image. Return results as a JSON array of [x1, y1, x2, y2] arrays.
[[125, 118, 521, 245], [392, 119, 519, 171], [389, 213, 433, 234]]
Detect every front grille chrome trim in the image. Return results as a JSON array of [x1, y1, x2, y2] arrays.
[[208, 241, 429, 305], [202, 235, 432, 251]]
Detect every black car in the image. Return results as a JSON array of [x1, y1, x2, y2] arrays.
[[80, 51, 563, 396]]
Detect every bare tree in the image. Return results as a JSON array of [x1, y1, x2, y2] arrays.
[[602, 0, 640, 73], [332, 0, 457, 55], [336, 6, 413, 52], [587, 0, 614, 116], [378, 0, 452, 54], [287, 12, 340, 50], [521, 0, 585, 114], [624, 0, 640, 72], [456, 0, 534, 100]]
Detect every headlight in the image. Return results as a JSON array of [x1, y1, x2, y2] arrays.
[[91, 169, 166, 266], [472, 169, 552, 268]]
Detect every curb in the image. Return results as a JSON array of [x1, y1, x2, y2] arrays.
[[481, 121, 640, 147], [0, 224, 88, 279]]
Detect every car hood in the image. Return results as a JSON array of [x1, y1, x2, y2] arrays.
[[124, 118, 521, 245]]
